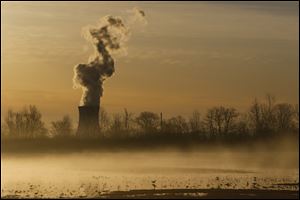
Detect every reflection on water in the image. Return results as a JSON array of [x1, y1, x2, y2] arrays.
[[1, 151, 299, 198]]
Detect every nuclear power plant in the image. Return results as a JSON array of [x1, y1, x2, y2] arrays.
[[77, 106, 100, 137], [73, 10, 146, 137]]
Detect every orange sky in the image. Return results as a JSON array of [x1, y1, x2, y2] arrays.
[[1, 1, 299, 124]]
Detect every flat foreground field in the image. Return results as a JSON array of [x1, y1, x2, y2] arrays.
[[98, 188, 298, 199], [2, 188, 299, 199], [1, 148, 298, 199]]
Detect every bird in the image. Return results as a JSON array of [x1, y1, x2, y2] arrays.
[[152, 180, 157, 190]]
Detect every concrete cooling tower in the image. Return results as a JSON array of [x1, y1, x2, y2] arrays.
[[77, 106, 100, 137]]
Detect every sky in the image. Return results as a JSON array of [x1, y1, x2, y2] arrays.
[[1, 1, 299, 125]]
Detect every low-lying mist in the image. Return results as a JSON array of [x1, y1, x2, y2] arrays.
[[2, 136, 298, 179], [1, 136, 298, 198]]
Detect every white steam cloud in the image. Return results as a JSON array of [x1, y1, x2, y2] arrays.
[[73, 8, 146, 106]]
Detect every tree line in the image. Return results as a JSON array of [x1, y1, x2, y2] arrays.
[[1, 94, 299, 142]]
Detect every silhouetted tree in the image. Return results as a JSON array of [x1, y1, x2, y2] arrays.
[[2, 95, 297, 143], [164, 115, 189, 135], [124, 108, 129, 130], [5, 105, 47, 138], [249, 94, 277, 136], [99, 108, 110, 136], [50, 115, 73, 137], [260, 94, 277, 134], [189, 110, 202, 134], [274, 103, 295, 132], [223, 107, 239, 135], [249, 98, 263, 135], [204, 108, 216, 137], [204, 106, 238, 137], [160, 112, 163, 130], [110, 113, 123, 138], [5, 109, 16, 137], [235, 114, 250, 138], [136, 111, 160, 134], [123, 108, 135, 131]]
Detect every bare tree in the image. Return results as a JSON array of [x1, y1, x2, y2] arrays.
[[165, 115, 189, 135], [123, 108, 135, 131], [5, 109, 17, 137], [260, 94, 276, 133], [110, 113, 123, 137], [189, 110, 201, 134], [274, 103, 295, 132], [235, 114, 250, 137], [223, 107, 239, 134], [204, 108, 217, 136], [124, 108, 129, 130], [136, 111, 160, 134], [99, 108, 110, 135], [51, 115, 73, 137], [27, 106, 47, 138], [204, 106, 238, 136], [249, 98, 263, 134], [249, 94, 277, 136], [5, 105, 47, 138]]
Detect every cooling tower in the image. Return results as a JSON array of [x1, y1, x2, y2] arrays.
[[77, 106, 100, 137]]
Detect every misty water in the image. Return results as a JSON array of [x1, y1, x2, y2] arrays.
[[1, 147, 299, 198]]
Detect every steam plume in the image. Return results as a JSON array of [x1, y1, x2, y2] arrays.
[[73, 8, 146, 106]]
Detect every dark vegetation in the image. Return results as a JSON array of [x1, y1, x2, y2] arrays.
[[102, 188, 299, 199], [1, 94, 299, 152]]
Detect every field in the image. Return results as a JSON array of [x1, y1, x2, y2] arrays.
[[1, 146, 299, 199]]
